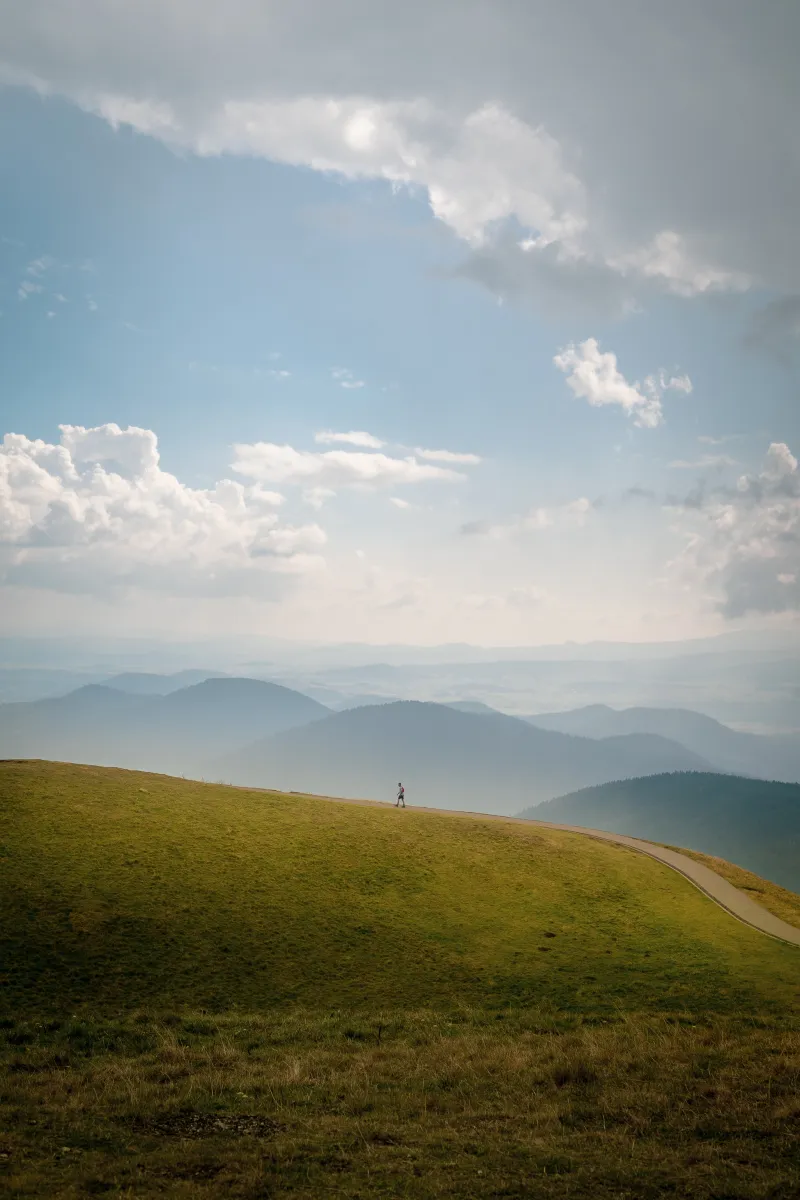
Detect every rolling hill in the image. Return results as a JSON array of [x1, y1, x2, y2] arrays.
[[216, 700, 713, 811], [4, 760, 800, 1200], [527, 703, 800, 782], [0, 677, 328, 775], [3, 760, 797, 1016], [520, 772, 800, 892]]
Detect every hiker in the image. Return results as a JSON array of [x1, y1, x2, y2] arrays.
[[395, 781, 405, 808]]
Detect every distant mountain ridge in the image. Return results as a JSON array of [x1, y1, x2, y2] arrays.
[[518, 772, 800, 892], [215, 700, 712, 812], [0, 677, 329, 775], [102, 669, 227, 695], [526, 704, 800, 783]]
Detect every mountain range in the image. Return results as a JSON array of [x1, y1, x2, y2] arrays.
[[0, 678, 327, 776], [519, 773, 800, 893], [525, 704, 800, 783], [214, 700, 712, 811]]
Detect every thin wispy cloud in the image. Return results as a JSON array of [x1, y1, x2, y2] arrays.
[[331, 367, 366, 389], [315, 430, 384, 449]]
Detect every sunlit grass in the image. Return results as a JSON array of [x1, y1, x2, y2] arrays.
[[2, 760, 800, 1197], [2, 761, 799, 1017]]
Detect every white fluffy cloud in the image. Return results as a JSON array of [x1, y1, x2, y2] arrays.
[[554, 338, 691, 428], [673, 442, 800, 617], [231, 442, 471, 487], [0, 424, 325, 596]]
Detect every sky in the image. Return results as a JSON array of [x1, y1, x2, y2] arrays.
[[0, 0, 798, 647]]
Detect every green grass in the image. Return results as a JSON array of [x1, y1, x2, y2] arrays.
[[2, 760, 799, 1017], [2, 760, 800, 1197]]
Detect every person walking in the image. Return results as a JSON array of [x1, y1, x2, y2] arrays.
[[395, 781, 405, 808]]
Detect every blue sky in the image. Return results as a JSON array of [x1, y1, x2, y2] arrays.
[[1, 2, 798, 646]]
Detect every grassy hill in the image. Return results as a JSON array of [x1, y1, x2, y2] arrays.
[[2, 760, 797, 1016], [520, 771, 800, 892], [3, 760, 800, 1199]]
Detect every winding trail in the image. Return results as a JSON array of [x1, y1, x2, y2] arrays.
[[275, 788, 800, 948]]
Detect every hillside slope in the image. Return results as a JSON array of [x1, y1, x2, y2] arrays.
[[527, 704, 800, 782], [0, 677, 328, 775], [520, 772, 800, 892], [2, 760, 798, 1018], [216, 700, 712, 811]]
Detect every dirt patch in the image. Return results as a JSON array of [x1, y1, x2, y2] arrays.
[[133, 1111, 281, 1139]]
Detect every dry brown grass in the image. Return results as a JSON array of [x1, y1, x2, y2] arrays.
[[3, 1008, 800, 1197]]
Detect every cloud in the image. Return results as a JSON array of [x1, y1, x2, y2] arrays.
[[25, 255, 54, 278], [315, 429, 384, 449], [7, 3, 796, 320], [0, 423, 324, 597], [231, 442, 470, 488], [673, 442, 800, 617], [389, 496, 412, 509], [415, 447, 482, 464], [553, 338, 691, 428], [302, 486, 336, 510], [609, 231, 750, 298], [669, 454, 738, 470], [461, 496, 592, 538], [331, 367, 365, 389], [18, 280, 42, 300], [462, 584, 546, 610]]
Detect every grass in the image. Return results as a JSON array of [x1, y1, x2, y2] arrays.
[[2, 759, 800, 1197], [659, 843, 800, 931], [3, 1009, 799, 1198]]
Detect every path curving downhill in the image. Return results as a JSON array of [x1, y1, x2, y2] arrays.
[[524, 819, 800, 949], [267, 788, 800, 949]]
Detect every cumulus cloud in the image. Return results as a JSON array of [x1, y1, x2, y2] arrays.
[[0, 424, 325, 597], [4, 2, 793, 317], [231, 442, 470, 487], [302, 486, 336, 510], [553, 338, 691, 428], [672, 442, 800, 617], [315, 430, 384, 449], [609, 231, 750, 298]]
